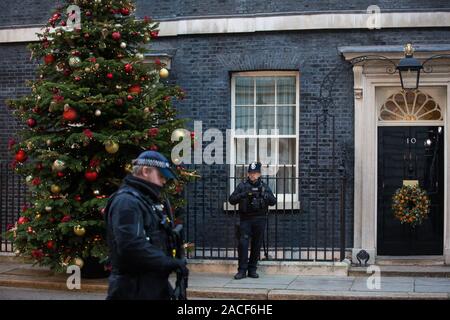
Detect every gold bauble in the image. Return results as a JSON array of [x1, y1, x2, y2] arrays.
[[105, 141, 119, 154], [35, 213, 41, 220], [68, 56, 81, 67], [172, 129, 188, 141], [52, 159, 66, 172], [48, 101, 57, 113], [46, 139, 52, 146], [50, 184, 61, 194], [125, 163, 132, 173], [26, 175, 33, 185], [159, 68, 169, 79], [45, 206, 52, 212], [73, 257, 84, 268], [73, 225, 86, 236]]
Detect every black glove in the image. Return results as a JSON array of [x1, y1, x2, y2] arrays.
[[174, 258, 189, 277]]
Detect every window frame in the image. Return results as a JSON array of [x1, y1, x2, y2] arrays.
[[230, 71, 300, 201]]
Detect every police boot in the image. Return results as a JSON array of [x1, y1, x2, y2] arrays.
[[247, 271, 259, 278], [234, 271, 247, 280]]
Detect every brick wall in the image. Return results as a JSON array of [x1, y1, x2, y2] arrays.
[[1, 0, 448, 28], [1, 0, 450, 255]]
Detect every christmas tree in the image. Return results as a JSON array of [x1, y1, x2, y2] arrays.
[[6, 0, 194, 273]]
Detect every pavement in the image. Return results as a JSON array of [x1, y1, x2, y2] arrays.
[[1, 261, 450, 300]]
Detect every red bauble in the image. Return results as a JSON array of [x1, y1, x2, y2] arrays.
[[127, 95, 134, 101], [124, 63, 133, 73], [27, 118, 36, 128], [150, 31, 159, 38], [120, 8, 130, 15], [149, 145, 158, 151], [83, 129, 93, 139], [115, 98, 124, 106], [49, 217, 56, 223], [112, 31, 121, 41], [85, 171, 98, 182], [148, 127, 159, 137], [60, 20, 66, 26], [18, 216, 29, 225], [46, 240, 55, 249], [15, 149, 27, 163], [74, 195, 82, 202], [85, 11, 92, 17], [32, 177, 41, 186], [106, 73, 113, 79], [190, 132, 195, 139], [32, 249, 44, 259], [62, 107, 78, 121], [44, 54, 55, 65], [74, 76, 81, 82], [128, 84, 141, 94], [61, 215, 71, 223], [27, 226, 33, 234], [36, 162, 44, 171], [57, 172, 65, 177]]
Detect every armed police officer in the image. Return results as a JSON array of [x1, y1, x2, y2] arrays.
[[105, 151, 188, 300], [229, 162, 276, 280]]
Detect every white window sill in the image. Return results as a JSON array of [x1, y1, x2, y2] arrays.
[[223, 201, 301, 211]]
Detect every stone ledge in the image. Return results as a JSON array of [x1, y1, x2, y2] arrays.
[[187, 259, 349, 276], [267, 289, 450, 300]]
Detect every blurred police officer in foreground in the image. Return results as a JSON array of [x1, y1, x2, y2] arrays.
[[229, 162, 277, 280], [105, 151, 188, 300]]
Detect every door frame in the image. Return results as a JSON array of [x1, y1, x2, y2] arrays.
[[350, 67, 450, 264]]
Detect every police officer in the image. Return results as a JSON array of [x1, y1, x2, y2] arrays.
[[105, 151, 188, 300], [229, 162, 276, 280]]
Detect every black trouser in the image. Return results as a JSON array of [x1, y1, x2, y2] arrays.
[[237, 216, 266, 273]]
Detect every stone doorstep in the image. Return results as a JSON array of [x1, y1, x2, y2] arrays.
[[188, 260, 349, 276], [349, 265, 450, 278]]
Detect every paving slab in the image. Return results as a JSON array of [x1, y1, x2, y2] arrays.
[[414, 278, 450, 286], [351, 277, 414, 292], [414, 285, 450, 293], [268, 290, 449, 300], [287, 278, 354, 291]]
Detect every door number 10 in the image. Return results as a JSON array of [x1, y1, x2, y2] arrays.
[[406, 138, 417, 144]]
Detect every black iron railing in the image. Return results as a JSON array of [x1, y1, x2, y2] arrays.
[[0, 161, 28, 253], [182, 164, 349, 262], [0, 162, 349, 260]]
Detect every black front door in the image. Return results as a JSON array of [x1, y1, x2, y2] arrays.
[[377, 126, 444, 255]]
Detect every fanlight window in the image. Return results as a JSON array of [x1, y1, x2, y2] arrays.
[[379, 90, 443, 121]]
